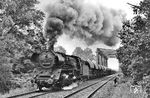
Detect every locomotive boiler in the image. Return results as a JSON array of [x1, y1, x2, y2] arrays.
[[31, 49, 116, 91]]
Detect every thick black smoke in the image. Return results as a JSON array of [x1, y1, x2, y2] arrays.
[[44, 0, 122, 46]]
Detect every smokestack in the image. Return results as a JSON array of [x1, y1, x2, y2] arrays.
[[44, 0, 123, 48]]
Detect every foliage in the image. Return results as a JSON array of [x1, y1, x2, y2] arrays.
[[142, 75, 150, 97], [54, 46, 66, 54], [117, 0, 150, 90], [0, 0, 45, 93], [112, 82, 146, 98], [0, 64, 12, 94], [72, 47, 95, 61]]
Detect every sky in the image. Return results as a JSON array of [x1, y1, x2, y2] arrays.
[[37, 0, 142, 70], [38, 0, 142, 19]]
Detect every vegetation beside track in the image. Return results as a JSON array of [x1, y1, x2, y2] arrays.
[[95, 75, 148, 98]]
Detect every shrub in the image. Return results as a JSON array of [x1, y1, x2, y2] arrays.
[[0, 64, 12, 94]]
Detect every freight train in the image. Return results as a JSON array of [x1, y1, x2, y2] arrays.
[[31, 49, 116, 91]]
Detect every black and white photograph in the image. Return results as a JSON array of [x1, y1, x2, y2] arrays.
[[0, 0, 150, 98]]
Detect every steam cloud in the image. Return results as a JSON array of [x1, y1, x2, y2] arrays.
[[44, 0, 122, 46]]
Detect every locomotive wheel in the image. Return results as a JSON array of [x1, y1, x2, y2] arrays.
[[52, 84, 62, 91], [38, 85, 43, 91], [77, 79, 83, 85], [51, 81, 62, 91]]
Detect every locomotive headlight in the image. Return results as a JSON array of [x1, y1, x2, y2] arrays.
[[73, 76, 76, 79], [51, 75, 54, 78], [62, 74, 69, 79]]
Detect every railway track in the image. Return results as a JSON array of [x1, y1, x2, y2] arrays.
[[7, 91, 38, 98], [7, 75, 117, 98], [63, 75, 115, 98], [7, 89, 60, 98]]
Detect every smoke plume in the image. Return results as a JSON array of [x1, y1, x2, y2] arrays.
[[44, 0, 122, 46]]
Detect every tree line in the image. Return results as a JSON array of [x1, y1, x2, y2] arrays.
[[117, 0, 150, 96]]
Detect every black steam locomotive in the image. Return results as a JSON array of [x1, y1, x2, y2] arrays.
[[31, 49, 116, 91]]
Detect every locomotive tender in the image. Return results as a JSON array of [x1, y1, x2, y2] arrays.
[[31, 49, 115, 91]]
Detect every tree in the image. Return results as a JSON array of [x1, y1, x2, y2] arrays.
[[117, 0, 150, 84], [72, 47, 95, 61], [0, 0, 45, 93], [54, 46, 66, 54], [72, 47, 84, 58], [83, 48, 95, 61]]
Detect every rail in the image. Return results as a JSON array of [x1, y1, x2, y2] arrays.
[[64, 74, 117, 98]]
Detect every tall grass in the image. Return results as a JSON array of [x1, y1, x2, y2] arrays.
[[94, 75, 147, 98], [0, 87, 36, 98], [0, 73, 37, 98], [112, 82, 146, 98]]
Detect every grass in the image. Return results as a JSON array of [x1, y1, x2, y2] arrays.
[[112, 82, 146, 98], [0, 73, 37, 98], [0, 86, 36, 98], [93, 76, 147, 98]]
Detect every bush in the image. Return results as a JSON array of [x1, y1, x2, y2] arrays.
[[139, 75, 150, 97], [112, 82, 146, 98], [0, 64, 12, 94]]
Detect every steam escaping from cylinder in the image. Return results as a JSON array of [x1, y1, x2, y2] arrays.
[[44, 0, 123, 47], [62, 82, 78, 90]]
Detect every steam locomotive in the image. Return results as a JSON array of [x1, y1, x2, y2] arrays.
[[31, 49, 116, 91]]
